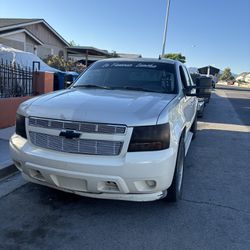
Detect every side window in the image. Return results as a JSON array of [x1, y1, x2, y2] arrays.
[[183, 67, 192, 87], [184, 67, 194, 86], [179, 66, 188, 88]]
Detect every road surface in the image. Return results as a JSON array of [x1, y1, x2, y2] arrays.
[[0, 86, 250, 250]]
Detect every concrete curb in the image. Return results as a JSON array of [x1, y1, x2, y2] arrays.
[[0, 126, 16, 180], [0, 164, 18, 180]]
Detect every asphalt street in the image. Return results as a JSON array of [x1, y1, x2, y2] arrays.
[[0, 86, 250, 250]]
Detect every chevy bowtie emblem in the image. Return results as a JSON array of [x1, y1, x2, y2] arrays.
[[59, 130, 81, 139]]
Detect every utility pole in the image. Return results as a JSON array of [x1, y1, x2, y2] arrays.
[[161, 0, 171, 58]]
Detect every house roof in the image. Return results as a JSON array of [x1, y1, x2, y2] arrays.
[[67, 46, 110, 56], [0, 18, 41, 28], [118, 53, 142, 59], [0, 18, 69, 46]]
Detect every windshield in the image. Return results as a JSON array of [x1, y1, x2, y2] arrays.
[[73, 61, 178, 94]]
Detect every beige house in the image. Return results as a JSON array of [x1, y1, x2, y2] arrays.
[[0, 18, 69, 59]]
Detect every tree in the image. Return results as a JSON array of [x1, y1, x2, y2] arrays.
[[220, 67, 235, 81], [108, 51, 120, 58], [69, 40, 79, 46], [163, 53, 186, 63]]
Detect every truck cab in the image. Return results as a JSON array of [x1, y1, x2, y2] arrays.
[[10, 58, 198, 202]]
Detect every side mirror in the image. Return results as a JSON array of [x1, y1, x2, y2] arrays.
[[195, 77, 212, 99], [183, 86, 196, 96]]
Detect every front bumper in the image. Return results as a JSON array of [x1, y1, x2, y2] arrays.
[[10, 134, 177, 202]]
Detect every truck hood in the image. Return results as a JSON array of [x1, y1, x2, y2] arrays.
[[21, 89, 176, 126]]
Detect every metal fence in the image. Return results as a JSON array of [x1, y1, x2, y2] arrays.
[[0, 60, 33, 98]]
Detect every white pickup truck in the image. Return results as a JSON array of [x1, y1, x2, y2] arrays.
[[10, 58, 200, 202]]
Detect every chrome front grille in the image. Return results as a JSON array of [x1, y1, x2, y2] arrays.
[[29, 117, 126, 134], [29, 132, 123, 156]]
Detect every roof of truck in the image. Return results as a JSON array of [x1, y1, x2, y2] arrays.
[[100, 57, 179, 65]]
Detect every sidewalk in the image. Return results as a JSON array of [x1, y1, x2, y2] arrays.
[[0, 126, 17, 179]]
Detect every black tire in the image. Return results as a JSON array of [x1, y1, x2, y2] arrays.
[[190, 115, 197, 140], [166, 138, 185, 202]]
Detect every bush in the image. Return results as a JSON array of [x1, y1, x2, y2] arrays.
[[44, 55, 76, 72], [44, 55, 87, 73]]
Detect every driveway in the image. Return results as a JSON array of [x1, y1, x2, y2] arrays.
[[0, 87, 249, 250]]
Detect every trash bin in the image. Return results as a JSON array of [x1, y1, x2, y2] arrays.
[[64, 72, 79, 88]]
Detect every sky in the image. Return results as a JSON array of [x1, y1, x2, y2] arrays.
[[0, 0, 249, 73]]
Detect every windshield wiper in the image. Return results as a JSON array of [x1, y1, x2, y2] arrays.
[[73, 84, 113, 90], [118, 86, 159, 93], [74, 85, 160, 93]]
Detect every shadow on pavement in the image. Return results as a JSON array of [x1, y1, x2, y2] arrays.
[[185, 128, 250, 209], [198, 90, 250, 126]]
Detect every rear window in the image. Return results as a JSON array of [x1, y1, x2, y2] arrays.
[[74, 61, 178, 94]]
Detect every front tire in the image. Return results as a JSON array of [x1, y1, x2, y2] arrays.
[[166, 138, 185, 202]]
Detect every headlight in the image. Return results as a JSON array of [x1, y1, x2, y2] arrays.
[[16, 114, 27, 139], [128, 123, 170, 152]]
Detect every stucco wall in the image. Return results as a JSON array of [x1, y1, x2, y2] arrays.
[[0, 96, 31, 128], [23, 23, 67, 58], [0, 72, 55, 128]]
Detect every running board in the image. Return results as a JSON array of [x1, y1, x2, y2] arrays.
[[184, 131, 193, 156]]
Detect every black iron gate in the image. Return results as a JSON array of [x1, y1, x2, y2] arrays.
[[0, 59, 34, 98]]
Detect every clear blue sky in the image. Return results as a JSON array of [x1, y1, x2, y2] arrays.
[[1, 0, 249, 73]]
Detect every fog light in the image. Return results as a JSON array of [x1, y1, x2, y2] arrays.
[[146, 180, 156, 188], [29, 169, 45, 181], [105, 181, 119, 190], [97, 181, 120, 192]]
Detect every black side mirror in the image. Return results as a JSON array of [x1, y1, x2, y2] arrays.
[[183, 86, 196, 96], [195, 77, 212, 99], [183, 76, 213, 99]]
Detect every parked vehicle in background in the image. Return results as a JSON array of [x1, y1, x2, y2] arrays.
[[197, 66, 220, 89], [190, 73, 212, 117], [227, 80, 236, 85], [200, 74, 217, 88], [195, 75, 213, 103], [10, 58, 207, 202]]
